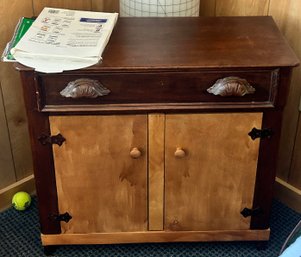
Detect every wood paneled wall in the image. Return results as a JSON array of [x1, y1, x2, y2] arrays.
[[0, 0, 119, 191], [0, 0, 301, 209], [0, 0, 34, 189], [215, 0, 270, 16], [32, 0, 119, 15], [269, 0, 301, 188]]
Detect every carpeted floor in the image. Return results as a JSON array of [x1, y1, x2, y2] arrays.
[[0, 197, 300, 257]]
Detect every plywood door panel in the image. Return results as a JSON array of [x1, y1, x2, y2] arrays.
[[269, 0, 301, 181], [50, 115, 147, 233], [216, 0, 270, 16], [0, 0, 33, 181], [0, 83, 15, 189], [165, 113, 262, 231], [33, 0, 92, 15], [92, 0, 120, 12]]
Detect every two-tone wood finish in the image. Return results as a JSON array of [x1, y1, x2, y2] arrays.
[[16, 17, 299, 247], [19, 71, 60, 234]]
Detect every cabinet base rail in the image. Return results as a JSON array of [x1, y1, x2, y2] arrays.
[[41, 229, 270, 245]]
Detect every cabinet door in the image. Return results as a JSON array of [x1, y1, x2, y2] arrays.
[[165, 113, 262, 231], [50, 115, 147, 234]]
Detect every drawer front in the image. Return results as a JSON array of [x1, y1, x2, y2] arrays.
[[36, 69, 279, 112]]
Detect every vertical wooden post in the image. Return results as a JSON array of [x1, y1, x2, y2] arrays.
[[148, 114, 165, 231]]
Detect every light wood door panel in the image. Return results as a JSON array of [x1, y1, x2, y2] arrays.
[[165, 113, 262, 231], [50, 115, 147, 233]]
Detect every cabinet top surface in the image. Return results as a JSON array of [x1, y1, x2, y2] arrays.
[[16, 16, 299, 72]]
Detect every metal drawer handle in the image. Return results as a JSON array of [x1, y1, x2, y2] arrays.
[[207, 76, 255, 97], [60, 78, 110, 98]]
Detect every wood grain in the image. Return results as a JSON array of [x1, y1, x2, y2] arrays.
[[216, 0, 270, 16], [0, 83, 15, 189], [37, 69, 278, 113], [33, 0, 92, 15], [289, 115, 301, 187], [148, 114, 165, 231], [1, 65, 33, 181], [274, 177, 301, 213], [19, 71, 61, 234], [164, 113, 262, 231], [91, 0, 119, 12], [41, 229, 270, 245], [250, 110, 285, 229], [50, 115, 148, 233], [0, 0, 33, 182], [199, 0, 216, 16], [1, 0, 300, 208], [269, 0, 301, 182]]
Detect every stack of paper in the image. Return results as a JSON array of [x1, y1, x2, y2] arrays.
[[1, 17, 34, 62], [11, 7, 118, 73]]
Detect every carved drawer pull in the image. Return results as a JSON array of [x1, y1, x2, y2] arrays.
[[207, 76, 255, 97], [130, 147, 142, 159], [174, 147, 186, 158], [60, 78, 110, 98]]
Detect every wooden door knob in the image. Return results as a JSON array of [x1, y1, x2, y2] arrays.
[[130, 147, 142, 159], [174, 147, 186, 158]]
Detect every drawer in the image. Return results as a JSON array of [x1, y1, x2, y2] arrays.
[[35, 69, 279, 112]]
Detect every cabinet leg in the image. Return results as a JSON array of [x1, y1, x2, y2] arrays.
[[43, 245, 57, 256], [256, 241, 268, 250]]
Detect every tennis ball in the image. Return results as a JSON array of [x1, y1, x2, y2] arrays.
[[12, 191, 31, 211]]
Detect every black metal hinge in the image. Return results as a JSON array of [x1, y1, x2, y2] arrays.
[[38, 133, 66, 146], [248, 128, 273, 140], [240, 207, 263, 218], [49, 212, 72, 223]]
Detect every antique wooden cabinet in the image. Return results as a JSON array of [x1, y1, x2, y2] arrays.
[[16, 17, 299, 250]]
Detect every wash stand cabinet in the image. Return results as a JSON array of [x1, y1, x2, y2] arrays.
[[16, 17, 299, 250]]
